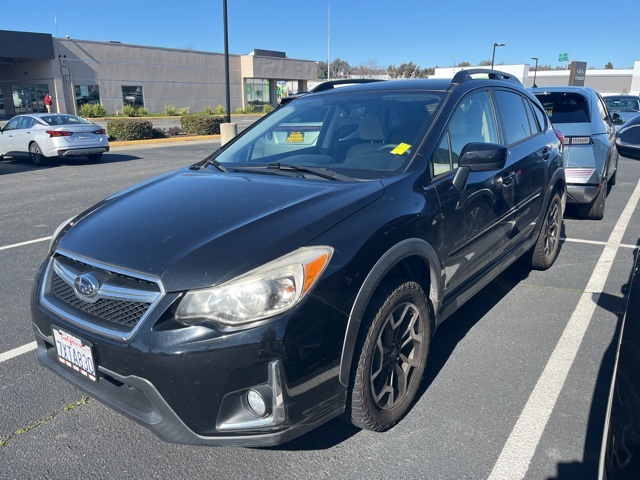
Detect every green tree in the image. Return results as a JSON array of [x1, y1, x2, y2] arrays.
[[605, 62, 614, 69]]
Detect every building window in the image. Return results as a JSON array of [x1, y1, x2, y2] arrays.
[[246, 79, 270, 109], [11, 84, 49, 114], [75, 85, 101, 109], [122, 86, 144, 107]]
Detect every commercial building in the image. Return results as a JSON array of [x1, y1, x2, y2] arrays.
[[0, 30, 317, 117]]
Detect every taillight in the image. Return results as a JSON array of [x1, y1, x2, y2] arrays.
[[563, 136, 593, 146], [93, 128, 106, 135], [553, 128, 564, 144], [46, 130, 73, 137]]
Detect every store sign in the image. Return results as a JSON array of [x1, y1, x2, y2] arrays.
[[559, 53, 569, 62], [569, 61, 588, 86]]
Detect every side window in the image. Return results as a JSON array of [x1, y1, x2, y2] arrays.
[[596, 95, 609, 124], [432, 90, 498, 175], [530, 101, 547, 133], [18, 117, 35, 129], [494, 90, 533, 145], [3, 117, 20, 131]]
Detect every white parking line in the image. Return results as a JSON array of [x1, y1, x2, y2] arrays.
[[0, 342, 37, 364], [0, 236, 51, 251], [488, 179, 640, 480], [561, 237, 638, 250]]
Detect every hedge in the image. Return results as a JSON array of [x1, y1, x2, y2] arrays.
[[107, 118, 154, 141], [180, 114, 224, 135]]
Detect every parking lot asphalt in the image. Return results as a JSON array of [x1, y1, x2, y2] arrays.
[[1, 142, 639, 479]]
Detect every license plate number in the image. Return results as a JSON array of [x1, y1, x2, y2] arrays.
[[77, 134, 89, 139], [52, 328, 97, 381]]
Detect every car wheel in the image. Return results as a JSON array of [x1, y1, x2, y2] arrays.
[[29, 142, 49, 166], [530, 192, 563, 270], [581, 178, 607, 220], [87, 153, 103, 162], [348, 280, 431, 432]]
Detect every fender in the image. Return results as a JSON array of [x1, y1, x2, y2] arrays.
[[338, 238, 442, 387]]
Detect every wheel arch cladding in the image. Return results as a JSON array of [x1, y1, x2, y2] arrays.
[[338, 238, 441, 387]]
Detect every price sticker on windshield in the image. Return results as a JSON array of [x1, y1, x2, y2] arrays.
[[391, 143, 411, 155], [286, 132, 304, 143]]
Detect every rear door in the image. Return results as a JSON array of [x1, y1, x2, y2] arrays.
[[492, 89, 549, 238]]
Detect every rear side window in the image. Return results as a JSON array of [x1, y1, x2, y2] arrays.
[[534, 92, 590, 124], [494, 90, 533, 145]]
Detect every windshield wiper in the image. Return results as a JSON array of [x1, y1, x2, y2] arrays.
[[190, 154, 227, 172], [266, 163, 349, 181]]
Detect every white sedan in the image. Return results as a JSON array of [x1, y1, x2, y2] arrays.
[[0, 113, 109, 165]]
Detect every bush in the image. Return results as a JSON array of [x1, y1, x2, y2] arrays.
[[79, 103, 107, 118], [93, 104, 106, 117], [204, 107, 214, 115], [164, 105, 177, 116], [121, 104, 137, 117], [167, 126, 182, 136], [137, 106, 149, 116], [107, 118, 154, 141], [180, 114, 223, 135], [152, 127, 168, 138], [244, 104, 255, 114], [234, 107, 245, 114], [263, 104, 275, 114], [178, 107, 189, 115], [215, 105, 225, 114]]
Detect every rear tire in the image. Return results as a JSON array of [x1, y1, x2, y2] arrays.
[[580, 179, 607, 220], [29, 142, 49, 166], [530, 192, 563, 270], [87, 153, 103, 162], [347, 280, 431, 432]]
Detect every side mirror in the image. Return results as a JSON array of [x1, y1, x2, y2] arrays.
[[612, 112, 623, 125], [453, 142, 508, 191]]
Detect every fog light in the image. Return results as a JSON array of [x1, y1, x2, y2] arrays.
[[246, 389, 267, 417]]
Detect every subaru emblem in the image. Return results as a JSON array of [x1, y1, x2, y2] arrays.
[[74, 273, 100, 299]]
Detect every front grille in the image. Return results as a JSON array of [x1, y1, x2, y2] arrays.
[[51, 272, 151, 328], [42, 253, 164, 338]]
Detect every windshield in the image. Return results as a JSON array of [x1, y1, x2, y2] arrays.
[[534, 92, 590, 124], [604, 96, 640, 113], [216, 90, 444, 180]]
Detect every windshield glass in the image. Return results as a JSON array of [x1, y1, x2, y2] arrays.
[[216, 90, 444, 179], [534, 92, 590, 124], [604, 96, 640, 113]]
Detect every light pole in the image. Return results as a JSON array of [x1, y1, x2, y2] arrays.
[[327, 3, 331, 80], [223, 0, 231, 123], [531, 57, 539, 87], [491, 43, 505, 69]]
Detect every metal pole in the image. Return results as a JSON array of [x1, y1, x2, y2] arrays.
[[531, 57, 538, 86], [223, 0, 231, 123], [327, 3, 330, 80], [491, 43, 504, 69]]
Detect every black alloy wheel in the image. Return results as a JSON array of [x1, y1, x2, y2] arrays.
[[348, 280, 431, 431], [531, 192, 563, 270]]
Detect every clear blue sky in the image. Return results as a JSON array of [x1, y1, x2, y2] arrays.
[[3, 0, 639, 70]]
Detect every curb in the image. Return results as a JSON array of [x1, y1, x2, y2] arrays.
[[110, 135, 220, 147]]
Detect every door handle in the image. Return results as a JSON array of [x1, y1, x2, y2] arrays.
[[500, 171, 517, 185]]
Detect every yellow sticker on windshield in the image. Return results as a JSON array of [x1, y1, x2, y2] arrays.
[[391, 143, 411, 155], [286, 132, 304, 143]]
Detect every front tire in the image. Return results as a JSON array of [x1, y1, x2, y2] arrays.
[[347, 280, 431, 432], [29, 142, 49, 166], [530, 192, 563, 270]]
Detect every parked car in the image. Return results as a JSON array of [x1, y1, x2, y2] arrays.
[[532, 86, 618, 219], [599, 248, 640, 479], [0, 113, 109, 165], [32, 70, 566, 447], [615, 114, 640, 160], [604, 95, 640, 125]]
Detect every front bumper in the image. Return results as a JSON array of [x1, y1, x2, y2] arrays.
[[31, 257, 349, 446]]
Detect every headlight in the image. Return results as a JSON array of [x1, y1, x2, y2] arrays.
[[175, 246, 333, 327], [48, 216, 76, 253]]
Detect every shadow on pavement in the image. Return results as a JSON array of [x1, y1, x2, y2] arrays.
[[0, 153, 142, 175]]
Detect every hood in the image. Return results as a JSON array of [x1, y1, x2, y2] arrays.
[[57, 168, 384, 291]]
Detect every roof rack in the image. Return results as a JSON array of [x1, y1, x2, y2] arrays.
[[451, 69, 522, 86]]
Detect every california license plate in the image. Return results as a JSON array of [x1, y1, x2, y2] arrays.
[[52, 328, 97, 381]]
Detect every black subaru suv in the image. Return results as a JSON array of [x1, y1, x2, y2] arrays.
[[32, 70, 565, 447]]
